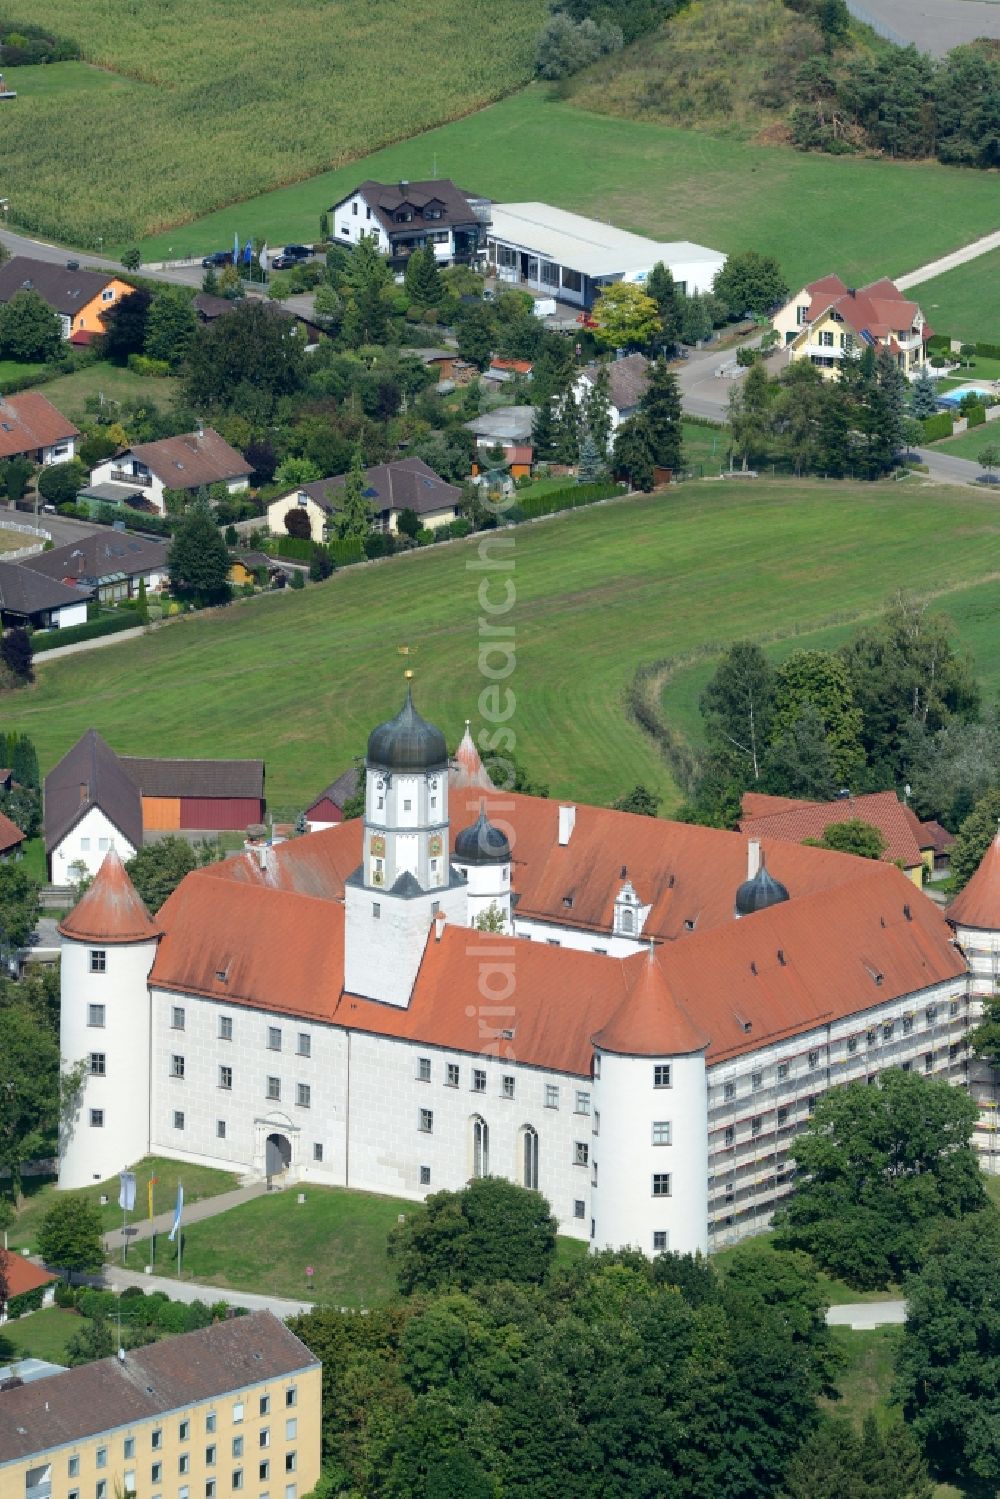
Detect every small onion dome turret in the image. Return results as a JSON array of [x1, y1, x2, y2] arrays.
[[735, 859, 790, 917], [367, 682, 447, 773], [454, 806, 510, 866]]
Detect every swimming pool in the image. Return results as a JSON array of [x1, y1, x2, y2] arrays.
[[938, 384, 995, 408]]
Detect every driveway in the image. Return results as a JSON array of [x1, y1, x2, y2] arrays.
[[846, 0, 1000, 55], [915, 445, 989, 486], [827, 1300, 906, 1330], [0, 504, 102, 548], [676, 339, 757, 420]]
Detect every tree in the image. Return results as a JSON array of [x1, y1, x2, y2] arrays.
[[896, 1211, 1000, 1486], [583, 362, 613, 454], [284, 506, 312, 540], [576, 428, 603, 482], [949, 787, 1000, 892], [592, 281, 661, 350], [534, 12, 622, 78], [404, 245, 443, 307], [783, 1415, 932, 1499], [775, 1069, 986, 1288], [639, 358, 683, 470], [185, 300, 305, 416], [612, 416, 654, 490], [456, 304, 494, 370], [38, 1195, 104, 1277], [646, 261, 683, 350], [201, 265, 220, 296], [66, 1312, 115, 1365], [700, 641, 776, 782], [100, 287, 152, 362], [772, 650, 864, 786], [681, 293, 714, 347], [766, 703, 837, 801], [37, 458, 85, 507], [978, 441, 1000, 480], [0, 457, 32, 503], [396, 507, 421, 540], [333, 450, 374, 542], [910, 366, 937, 419], [728, 360, 773, 470], [388, 1177, 558, 1295], [0, 289, 61, 362], [1, 627, 33, 685], [613, 784, 660, 816], [0, 862, 40, 949], [144, 287, 198, 367], [713, 251, 788, 317], [969, 992, 1000, 1068], [0, 1003, 62, 1202], [309, 549, 333, 582], [810, 818, 887, 859], [120, 246, 141, 271], [125, 835, 198, 913], [167, 501, 231, 604]]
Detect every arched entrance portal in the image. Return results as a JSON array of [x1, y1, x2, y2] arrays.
[[266, 1132, 292, 1177]]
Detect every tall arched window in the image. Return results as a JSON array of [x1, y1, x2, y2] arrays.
[[472, 1116, 489, 1178], [522, 1125, 539, 1190], [621, 906, 635, 933]]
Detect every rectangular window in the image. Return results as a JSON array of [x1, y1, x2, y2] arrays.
[[724, 1080, 735, 1101], [233, 1402, 244, 1423], [267, 1077, 281, 1101], [124, 1438, 135, 1459], [416, 1057, 431, 1082], [848, 1036, 858, 1054], [924, 1052, 933, 1073], [724, 1125, 734, 1146], [593, 1109, 600, 1136], [883, 1022, 894, 1040], [950, 1000, 960, 1017], [777, 1106, 789, 1126], [313, 1143, 323, 1162], [232, 1473, 243, 1492], [867, 1027, 877, 1046], [502, 1075, 515, 1100], [171, 1006, 185, 1031], [777, 1062, 789, 1081], [90, 1108, 104, 1127], [152, 1464, 163, 1483], [206, 1413, 216, 1434], [219, 1065, 232, 1090], [544, 1084, 559, 1109], [926, 1005, 938, 1025], [97, 1485, 107, 1499], [206, 1446, 216, 1466], [561, 267, 583, 293], [949, 1043, 960, 1060], [206, 1484, 216, 1499], [171, 1055, 185, 1079], [574, 1141, 589, 1166], [90, 949, 107, 973], [216, 1120, 226, 1139], [97, 1448, 108, 1469], [575, 1090, 591, 1115], [652, 1173, 672, 1197], [574, 1199, 585, 1219], [286, 1454, 297, 1473], [653, 1065, 672, 1088], [232, 1437, 244, 1459], [88, 1003, 105, 1028], [903, 1016, 913, 1035], [420, 1165, 431, 1185], [750, 1069, 763, 1092], [751, 1115, 763, 1137], [285, 1418, 298, 1441], [268, 1027, 282, 1051], [259, 1463, 270, 1482], [174, 1111, 185, 1131], [652, 1120, 671, 1146], [69, 1458, 80, 1478], [80, 836, 91, 851], [286, 1387, 297, 1408], [260, 1422, 270, 1442], [652, 1230, 668, 1252], [296, 1084, 311, 1109], [418, 1108, 433, 1134], [297, 1033, 311, 1058], [89, 1052, 106, 1076], [372, 901, 381, 919], [152, 1430, 163, 1449], [472, 1069, 486, 1093], [219, 1015, 233, 1041], [446, 1063, 460, 1087], [808, 1050, 819, 1070]]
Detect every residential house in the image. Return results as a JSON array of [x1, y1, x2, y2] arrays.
[[464, 405, 535, 455], [0, 255, 134, 343], [0, 391, 78, 465], [44, 729, 267, 878], [330, 178, 491, 266], [19, 531, 169, 604], [573, 353, 650, 449], [193, 291, 323, 347], [487, 203, 725, 310], [738, 789, 950, 886], [772, 274, 932, 379], [0, 560, 90, 631], [267, 457, 460, 543], [305, 767, 360, 830], [0, 1255, 57, 1322], [89, 427, 252, 516], [0, 1312, 321, 1498], [228, 550, 284, 588], [0, 808, 25, 861], [406, 348, 475, 385]]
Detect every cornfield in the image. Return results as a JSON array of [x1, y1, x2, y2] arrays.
[[0, 0, 547, 246]]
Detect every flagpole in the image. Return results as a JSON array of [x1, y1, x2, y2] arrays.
[[177, 1183, 182, 1279], [149, 1176, 156, 1270]]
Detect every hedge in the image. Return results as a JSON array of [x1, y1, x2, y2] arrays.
[[516, 479, 621, 520], [328, 537, 365, 567], [966, 403, 987, 428], [266, 534, 315, 562], [7, 1285, 46, 1319], [33, 611, 140, 652], [920, 411, 953, 444], [926, 334, 951, 353], [973, 341, 1000, 361]]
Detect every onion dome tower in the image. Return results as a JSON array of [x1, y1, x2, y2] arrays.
[[454, 804, 512, 929], [735, 857, 790, 919], [58, 849, 160, 1189]]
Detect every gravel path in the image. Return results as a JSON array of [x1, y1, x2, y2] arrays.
[[897, 229, 1000, 291]]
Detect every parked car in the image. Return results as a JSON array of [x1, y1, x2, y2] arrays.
[[270, 254, 300, 270], [201, 250, 235, 268], [281, 244, 312, 262], [66, 259, 80, 271]]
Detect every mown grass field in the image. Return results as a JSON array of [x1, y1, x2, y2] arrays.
[[34, 363, 183, 423], [133, 89, 1000, 292], [7, 478, 1000, 817], [5, 0, 546, 246], [916, 247, 1000, 348], [930, 424, 1000, 463]]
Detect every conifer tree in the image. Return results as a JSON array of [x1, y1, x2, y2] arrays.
[[584, 363, 613, 454], [640, 359, 683, 470], [404, 245, 443, 307], [334, 449, 374, 541], [577, 428, 603, 483], [910, 364, 938, 419]]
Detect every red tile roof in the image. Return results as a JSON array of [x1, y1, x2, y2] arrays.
[[0, 391, 78, 460], [3, 1252, 57, 1298], [740, 790, 923, 870], [126, 428, 251, 489], [593, 948, 708, 1056], [59, 848, 161, 944], [947, 833, 1000, 931], [0, 809, 25, 855]]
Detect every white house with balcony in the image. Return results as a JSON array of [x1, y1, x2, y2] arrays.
[[89, 427, 251, 516], [772, 273, 932, 380], [329, 179, 491, 266]]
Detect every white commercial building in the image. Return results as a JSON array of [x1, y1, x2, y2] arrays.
[[487, 203, 726, 310], [57, 691, 994, 1256]]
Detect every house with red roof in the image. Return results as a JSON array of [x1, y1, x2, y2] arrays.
[[772, 273, 932, 380]]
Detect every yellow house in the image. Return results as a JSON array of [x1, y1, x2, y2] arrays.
[[772, 273, 931, 382], [0, 1311, 321, 1499], [267, 457, 459, 544], [0, 256, 136, 345]]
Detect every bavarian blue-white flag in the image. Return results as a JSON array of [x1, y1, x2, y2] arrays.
[[168, 1183, 184, 1242], [233, 230, 240, 265], [244, 239, 253, 266], [118, 1170, 136, 1212]]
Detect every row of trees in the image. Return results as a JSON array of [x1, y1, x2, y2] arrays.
[[534, 0, 674, 78]]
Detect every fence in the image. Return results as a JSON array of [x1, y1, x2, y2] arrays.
[[0, 518, 51, 561]]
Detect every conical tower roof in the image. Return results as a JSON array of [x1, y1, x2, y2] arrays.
[[59, 847, 161, 944], [593, 947, 709, 1057], [367, 683, 447, 773], [948, 830, 1000, 931], [451, 720, 494, 791]]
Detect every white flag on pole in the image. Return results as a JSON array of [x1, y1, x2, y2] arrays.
[[259, 242, 269, 274], [118, 1171, 136, 1212]]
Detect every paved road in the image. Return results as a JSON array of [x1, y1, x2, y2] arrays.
[[847, 0, 1000, 56], [915, 444, 990, 485], [103, 1181, 269, 1254], [100, 1265, 316, 1319], [0, 504, 102, 549], [897, 229, 1000, 291], [827, 1300, 906, 1330], [675, 338, 763, 420], [0, 225, 208, 287]]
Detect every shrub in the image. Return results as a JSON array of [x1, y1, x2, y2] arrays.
[[283, 506, 312, 540], [7, 1285, 45, 1318], [966, 403, 986, 428], [126, 353, 170, 377], [920, 411, 953, 444], [53, 1282, 77, 1309], [32, 612, 139, 652], [416, 528, 434, 546], [328, 537, 365, 567], [289, 570, 305, 590], [78, 1288, 117, 1320], [449, 517, 471, 538], [266, 534, 314, 562]]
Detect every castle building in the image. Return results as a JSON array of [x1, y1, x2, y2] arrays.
[[58, 690, 993, 1256]]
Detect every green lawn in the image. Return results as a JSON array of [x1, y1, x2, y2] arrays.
[[0, 359, 47, 387], [711, 1231, 896, 1306], [134, 89, 1000, 293], [915, 248, 1000, 348], [2, 1305, 80, 1365], [0, 527, 35, 554], [36, 363, 182, 423], [4, 479, 1000, 815], [928, 423, 1000, 463], [8, 1156, 240, 1256], [823, 1325, 904, 1426], [682, 421, 727, 476], [19, 836, 46, 882]]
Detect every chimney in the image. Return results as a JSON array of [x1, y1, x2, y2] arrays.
[[195, 421, 204, 438], [747, 839, 761, 880], [79, 781, 89, 806], [558, 804, 576, 846], [434, 912, 446, 941], [399, 179, 409, 194]]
